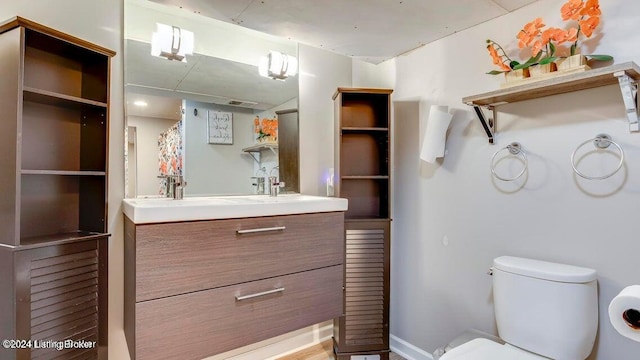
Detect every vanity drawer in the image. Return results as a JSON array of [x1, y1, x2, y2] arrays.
[[134, 211, 344, 301], [134, 265, 343, 360]]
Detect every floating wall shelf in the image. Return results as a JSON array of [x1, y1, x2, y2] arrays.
[[463, 61, 640, 143], [242, 143, 278, 163]]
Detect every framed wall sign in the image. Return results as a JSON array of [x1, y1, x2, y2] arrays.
[[207, 111, 233, 144]]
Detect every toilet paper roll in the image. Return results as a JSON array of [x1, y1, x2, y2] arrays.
[[609, 285, 640, 342], [420, 105, 453, 164]]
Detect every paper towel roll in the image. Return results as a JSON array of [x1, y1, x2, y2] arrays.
[[609, 285, 640, 342], [420, 105, 453, 163]]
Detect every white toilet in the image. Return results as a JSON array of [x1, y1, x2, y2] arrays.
[[440, 256, 598, 360]]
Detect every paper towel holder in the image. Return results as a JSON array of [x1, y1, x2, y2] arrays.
[[623, 308, 640, 329]]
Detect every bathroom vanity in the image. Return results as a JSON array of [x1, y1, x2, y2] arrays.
[[122, 195, 348, 360]]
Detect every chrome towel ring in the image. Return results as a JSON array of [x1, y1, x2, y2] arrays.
[[571, 134, 624, 180], [491, 142, 528, 181]]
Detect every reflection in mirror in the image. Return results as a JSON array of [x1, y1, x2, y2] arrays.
[[124, 0, 299, 198]]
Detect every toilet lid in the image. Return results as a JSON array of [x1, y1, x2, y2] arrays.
[[440, 338, 548, 360]]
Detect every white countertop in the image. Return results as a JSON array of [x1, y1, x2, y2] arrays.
[[122, 194, 349, 224]]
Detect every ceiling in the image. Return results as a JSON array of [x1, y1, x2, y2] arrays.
[[149, 0, 539, 64], [127, 0, 540, 118]]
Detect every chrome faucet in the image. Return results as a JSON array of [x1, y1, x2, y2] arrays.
[[268, 166, 284, 197], [269, 176, 280, 197], [158, 174, 187, 199]]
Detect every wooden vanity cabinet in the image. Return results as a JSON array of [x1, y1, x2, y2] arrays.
[[0, 17, 114, 360], [124, 211, 345, 360]]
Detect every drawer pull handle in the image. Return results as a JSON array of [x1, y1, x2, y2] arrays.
[[236, 226, 286, 234], [235, 287, 285, 301]]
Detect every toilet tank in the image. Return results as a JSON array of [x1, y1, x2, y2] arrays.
[[492, 256, 598, 360]]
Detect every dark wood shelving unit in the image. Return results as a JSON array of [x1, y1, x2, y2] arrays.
[[333, 88, 393, 360], [0, 17, 114, 360]]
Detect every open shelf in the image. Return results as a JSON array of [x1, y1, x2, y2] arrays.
[[24, 86, 108, 108], [342, 175, 389, 180], [340, 132, 388, 177], [340, 177, 389, 219], [20, 174, 106, 241], [242, 143, 278, 152], [341, 127, 389, 132], [463, 62, 640, 106], [23, 27, 110, 104], [19, 231, 108, 249], [21, 99, 107, 172], [334, 89, 391, 128], [22, 170, 106, 176], [463, 62, 640, 142], [242, 143, 278, 163]]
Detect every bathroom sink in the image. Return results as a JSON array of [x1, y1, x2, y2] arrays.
[[122, 194, 348, 224], [223, 194, 329, 203]]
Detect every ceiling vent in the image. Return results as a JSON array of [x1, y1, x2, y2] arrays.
[[228, 100, 258, 106]]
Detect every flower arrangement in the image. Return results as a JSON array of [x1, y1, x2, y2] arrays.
[[487, 0, 612, 75], [254, 116, 278, 143]]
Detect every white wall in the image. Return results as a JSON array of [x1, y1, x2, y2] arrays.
[[298, 43, 353, 195], [183, 100, 256, 196], [391, 0, 640, 359], [127, 116, 180, 196]]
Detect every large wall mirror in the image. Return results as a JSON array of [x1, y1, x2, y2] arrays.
[[124, 0, 299, 198]]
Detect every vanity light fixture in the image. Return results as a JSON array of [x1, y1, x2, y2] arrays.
[[258, 51, 298, 80], [150, 23, 194, 62]]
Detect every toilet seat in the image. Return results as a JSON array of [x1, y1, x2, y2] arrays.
[[439, 338, 548, 360]]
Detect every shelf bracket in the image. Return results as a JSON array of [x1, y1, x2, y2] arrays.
[[245, 151, 260, 164], [470, 105, 496, 144], [614, 71, 639, 132]]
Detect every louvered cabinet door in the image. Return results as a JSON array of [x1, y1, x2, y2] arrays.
[[6, 239, 106, 360], [334, 220, 390, 360]]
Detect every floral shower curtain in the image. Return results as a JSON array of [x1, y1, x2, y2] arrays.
[[158, 120, 183, 195]]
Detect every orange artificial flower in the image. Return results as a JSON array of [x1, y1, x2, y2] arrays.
[[531, 40, 544, 57], [562, 27, 579, 43], [541, 27, 578, 45], [517, 17, 545, 48], [254, 117, 259, 126], [487, 45, 501, 65], [487, 44, 511, 71], [580, 0, 601, 17], [486, 0, 611, 77], [561, 0, 584, 21], [580, 16, 600, 37]]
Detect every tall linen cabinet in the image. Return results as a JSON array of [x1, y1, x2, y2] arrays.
[[0, 17, 114, 360], [333, 88, 393, 360]]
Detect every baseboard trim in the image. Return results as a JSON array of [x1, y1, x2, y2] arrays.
[[389, 334, 434, 360], [202, 321, 333, 360]]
